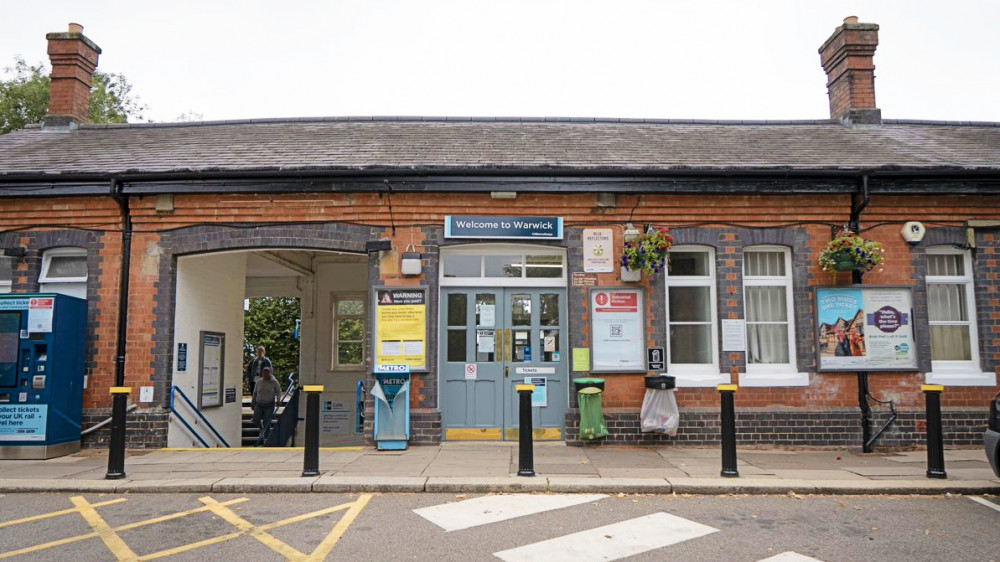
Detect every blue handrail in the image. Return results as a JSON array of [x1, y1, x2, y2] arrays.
[[170, 386, 231, 448]]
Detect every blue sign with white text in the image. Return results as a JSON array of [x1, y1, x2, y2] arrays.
[[445, 216, 563, 240]]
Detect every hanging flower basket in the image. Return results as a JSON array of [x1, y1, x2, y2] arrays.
[[619, 226, 673, 278], [819, 230, 884, 276]]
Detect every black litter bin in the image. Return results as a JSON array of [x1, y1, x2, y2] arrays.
[[644, 375, 675, 390]]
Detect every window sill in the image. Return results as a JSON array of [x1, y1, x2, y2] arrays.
[[739, 371, 809, 387], [925, 371, 997, 387], [672, 370, 730, 388]]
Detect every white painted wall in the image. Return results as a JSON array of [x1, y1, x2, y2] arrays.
[[168, 253, 247, 448], [310, 257, 368, 445]]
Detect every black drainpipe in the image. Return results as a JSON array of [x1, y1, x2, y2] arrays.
[[106, 179, 132, 479]]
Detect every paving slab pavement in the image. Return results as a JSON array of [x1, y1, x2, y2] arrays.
[[0, 443, 996, 495]]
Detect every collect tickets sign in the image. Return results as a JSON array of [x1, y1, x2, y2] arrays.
[[590, 289, 645, 372], [375, 289, 427, 370], [815, 287, 918, 372]]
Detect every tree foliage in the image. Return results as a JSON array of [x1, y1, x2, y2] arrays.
[[0, 56, 146, 134], [243, 297, 301, 388]]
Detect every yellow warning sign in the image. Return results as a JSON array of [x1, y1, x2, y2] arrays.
[[375, 288, 427, 370]]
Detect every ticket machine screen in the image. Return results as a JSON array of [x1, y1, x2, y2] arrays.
[[0, 312, 19, 388]]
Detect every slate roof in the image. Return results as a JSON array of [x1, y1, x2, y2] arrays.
[[1, 117, 999, 178]]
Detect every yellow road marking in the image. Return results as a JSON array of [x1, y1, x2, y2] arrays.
[[140, 531, 244, 561], [0, 498, 249, 559], [197, 496, 306, 559], [70, 496, 138, 561], [306, 493, 373, 561], [0, 498, 127, 529], [256, 501, 357, 531]]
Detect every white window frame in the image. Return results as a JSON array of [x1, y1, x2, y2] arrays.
[[925, 247, 994, 386], [0, 257, 11, 293], [740, 246, 807, 387], [38, 247, 88, 299], [331, 293, 366, 371], [439, 244, 566, 288], [665, 245, 725, 387]]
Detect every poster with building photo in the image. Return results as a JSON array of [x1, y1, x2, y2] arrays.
[[590, 288, 646, 372], [374, 288, 428, 371], [816, 287, 917, 372]]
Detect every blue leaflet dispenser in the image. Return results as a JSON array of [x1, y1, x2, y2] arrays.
[[372, 364, 410, 450]]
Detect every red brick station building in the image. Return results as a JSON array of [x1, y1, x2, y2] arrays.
[[0, 19, 997, 451]]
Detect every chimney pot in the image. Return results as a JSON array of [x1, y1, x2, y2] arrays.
[[819, 17, 881, 126], [43, 23, 101, 128]]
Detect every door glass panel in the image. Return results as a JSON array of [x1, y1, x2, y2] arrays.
[[476, 329, 497, 362], [668, 287, 710, 322], [510, 294, 531, 325], [447, 293, 467, 326], [539, 293, 559, 326], [540, 329, 560, 362], [525, 255, 563, 278], [476, 293, 497, 327], [443, 255, 481, 278], [485, 255, 522, 278], [447, 329, 467, 362], [669, 251, 709, 276], [511, 329, 531, 363], [670, 325, 713, 363]]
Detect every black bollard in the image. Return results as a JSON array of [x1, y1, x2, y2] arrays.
[[516, 384, 535, 477], [718, 384, 739, 478], [302, 385, 324, 477], [922, 384, 947, 479], [105, 387, 130, 479]]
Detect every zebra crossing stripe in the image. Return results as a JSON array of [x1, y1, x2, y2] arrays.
[[413, 493, 607, 532], [493, 511, 718, 562], [756, 553, 825, 562]]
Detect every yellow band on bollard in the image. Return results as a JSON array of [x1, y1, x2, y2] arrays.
[[921, 384, 944, 392], [303, 385, 325, 392], [717, 384, 738, 392], [515, 384, 536, 392], [109, 387, 131, 394]]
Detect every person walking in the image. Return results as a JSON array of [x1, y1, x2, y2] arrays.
[[252, 366, 282, 446], [245, 345, 273, 396]]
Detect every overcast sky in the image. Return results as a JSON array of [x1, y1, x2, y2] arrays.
[[3, 0, 999, 123]]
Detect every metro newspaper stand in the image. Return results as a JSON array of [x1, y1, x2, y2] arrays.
[[0, 294, 87, 459], [372, 364, 411, 450]]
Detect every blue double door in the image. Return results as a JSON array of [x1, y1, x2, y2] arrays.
[[440, 288, 567, 440]]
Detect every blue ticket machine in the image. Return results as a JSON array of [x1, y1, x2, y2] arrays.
[[372, 364, 410, 450], [0, 294, 87, 459]]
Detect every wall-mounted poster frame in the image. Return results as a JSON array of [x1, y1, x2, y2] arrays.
[[198, 331, 225, 409], [372, 286, 429, 372], [589, 287, 647, 373], [814, 285, 918, 372]]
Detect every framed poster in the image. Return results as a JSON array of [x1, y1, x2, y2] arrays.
[[198, 331, 225, 409], [589, 288, 646, 373], [815, 286, 918, 372], [583, 228, 614, 273], [373, 287, 428, 372]]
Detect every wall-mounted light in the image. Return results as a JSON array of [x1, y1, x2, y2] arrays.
[[490, 191, 517, 200], [401, 245, 422, 276], [624, 223, 640, 242]]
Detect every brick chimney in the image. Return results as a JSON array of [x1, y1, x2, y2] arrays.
[[818, 16, 881, 125], [44, 23, 101, 128]]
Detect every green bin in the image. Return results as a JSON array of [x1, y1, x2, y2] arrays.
[[578, 386, 609, 440]]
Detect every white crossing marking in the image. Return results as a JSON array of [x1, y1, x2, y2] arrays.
[[492, 511, 718, 562], [414, 493, 606, 532], [757, 552, 825, 562], [969, 496, 1000, 513]]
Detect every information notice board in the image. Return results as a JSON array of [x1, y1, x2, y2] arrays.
[[374, 288, 428, 371], [590, 288, 646, 373], [198, 331, 225, 408], [815, 286, 918, 372]]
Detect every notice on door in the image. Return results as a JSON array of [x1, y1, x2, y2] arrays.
[[375, 288, 427, 371], [590, 289, 645, 372]]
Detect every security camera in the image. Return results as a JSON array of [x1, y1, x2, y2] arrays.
[[901, 222, 926, 244]]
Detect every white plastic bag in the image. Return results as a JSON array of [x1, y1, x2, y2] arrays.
[[640, 388, 679, 435]]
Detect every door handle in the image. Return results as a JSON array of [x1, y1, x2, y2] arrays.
[[505, 365, 509, 378]]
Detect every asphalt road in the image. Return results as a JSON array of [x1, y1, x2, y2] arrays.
[[0, 492, 997, 561]]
